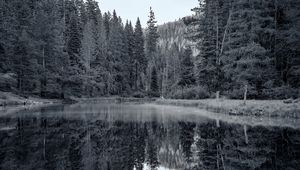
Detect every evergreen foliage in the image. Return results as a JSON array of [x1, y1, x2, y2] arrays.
[[150, 67, 159, 97], [0, 0, 299, 99], [184, 0, 300, 99], [178, 47, 196, 87]]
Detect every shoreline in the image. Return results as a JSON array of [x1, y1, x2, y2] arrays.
[[1, 91, 299, 119], [154, 99, 300, 119], [0, 92, 61, 110]]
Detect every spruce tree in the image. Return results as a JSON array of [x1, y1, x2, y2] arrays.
[[107, 10, 127, 94], [150, 67, 159, 97], [81, 20, 96, 71], [178, 47, 196, 87], [186, 0, 225, 93], [103, 12, 111, 40], [145, 7, 159, 92], [124, 22, 133, 83], [222, 0, 273, 98], [275, 0, 300, 88], [145, 7, 159, 64], [133, 18, 147, 90], [66, 12, 84, 97], [67, 13, 82, 68], [13, 30, 38, 93], [34, 0, 67, 97]]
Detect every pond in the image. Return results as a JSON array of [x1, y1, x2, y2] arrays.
[[0, 103, 300, 170]]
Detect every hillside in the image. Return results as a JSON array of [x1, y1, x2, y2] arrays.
[[157, 19, 199, 58]]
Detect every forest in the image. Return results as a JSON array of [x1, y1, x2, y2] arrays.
[[0, 0, 299, 100]]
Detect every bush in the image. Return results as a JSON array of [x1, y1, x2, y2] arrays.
[[0, 73, 17, 92], [226, 87, 257, 99], [170, 86, 210, 100], [147, 90, 160, 98], [132, 91, 146, 98], [262, 86, 300, 99], [225, 85, 300, 100]]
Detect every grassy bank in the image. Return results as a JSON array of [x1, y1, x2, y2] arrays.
[[77, 96, 156, 104], [2, 91, 299, 119], [0, 91, 60, 107], [155, 99, 300, 119]]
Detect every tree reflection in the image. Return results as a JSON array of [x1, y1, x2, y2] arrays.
[[178, 121, 196, 165], [0, 115, 300, 170]]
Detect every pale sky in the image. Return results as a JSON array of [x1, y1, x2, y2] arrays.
[[97, 0, 198, 27]]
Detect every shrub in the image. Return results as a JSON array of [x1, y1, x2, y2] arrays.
[[170, 86, 210, 99], [132, 91, 147, 98], [225, 85, 257, 99], [0, 73, 17, 92], [225, 85, 300, 100], [262, 86, 300, 99], [147, 90, 160, 98]]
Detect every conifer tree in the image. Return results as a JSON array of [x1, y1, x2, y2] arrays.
[[81, 20, 96, 71], [107, 10, 127, 94], [178, 47, 196, 88], [133, 18, 147, 90], [145, 7, 159, 92], [275, 0, 300, 88], [122, 21, 133, 89], [186, 0, 225, 93], [146, 7, 159, 64], [34, 0, 67, 97], [103, 12, 111, 40], [67, 13, 82, 68], [150, 67, 159, 97], [222, 0, 273, 97]]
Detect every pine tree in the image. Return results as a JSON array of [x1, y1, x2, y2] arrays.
[[34, 0, 67, 97], [81, 20, 96, 71], [150, 67, 159, 97], [107, 10, 127, 94], [178, 47, 196, 87], [67, 13, 82, 68], [13, 30, 38, 93], [75, 0, 87, 37], [65, 11, 85, 97], [133, 18, 147, 90], [103, 12, 111, 40], [186, 0, 226, 93], [12, 0, 39, 94], [275, 0, 300, 88], [145, 7, 159, 93], [124, 21, 135, 89], [85, 0, 98, 22], [222, 0, 273, 98], [0, 0, 16, 73], [145, 7, 159, 64]]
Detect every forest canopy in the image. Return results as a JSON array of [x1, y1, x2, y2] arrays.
[[0, 0, 299, 100]]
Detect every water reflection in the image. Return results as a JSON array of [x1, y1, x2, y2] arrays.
[[0, 104, 300, 170]]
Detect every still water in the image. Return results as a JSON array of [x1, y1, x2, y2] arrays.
[[0, 103, 300, 170]]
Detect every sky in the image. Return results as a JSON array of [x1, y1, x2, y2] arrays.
[[97, 0, 198, 27]]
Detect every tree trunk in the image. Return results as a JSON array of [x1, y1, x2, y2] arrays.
[[243, 84, 248, 105], [135, 61, 138, 90], [216, 91, 220, 100], [244, 125, 249, 144]]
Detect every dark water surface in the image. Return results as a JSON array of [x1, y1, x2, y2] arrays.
[[0, 103, 300, 170]]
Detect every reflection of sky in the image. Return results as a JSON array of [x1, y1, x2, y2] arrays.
[[97, 0, 198, 27]]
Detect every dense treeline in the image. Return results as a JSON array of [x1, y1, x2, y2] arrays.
[[183, 0, 300, 99], [1, 0, 299, 100], [0, 0, 159, 98]]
